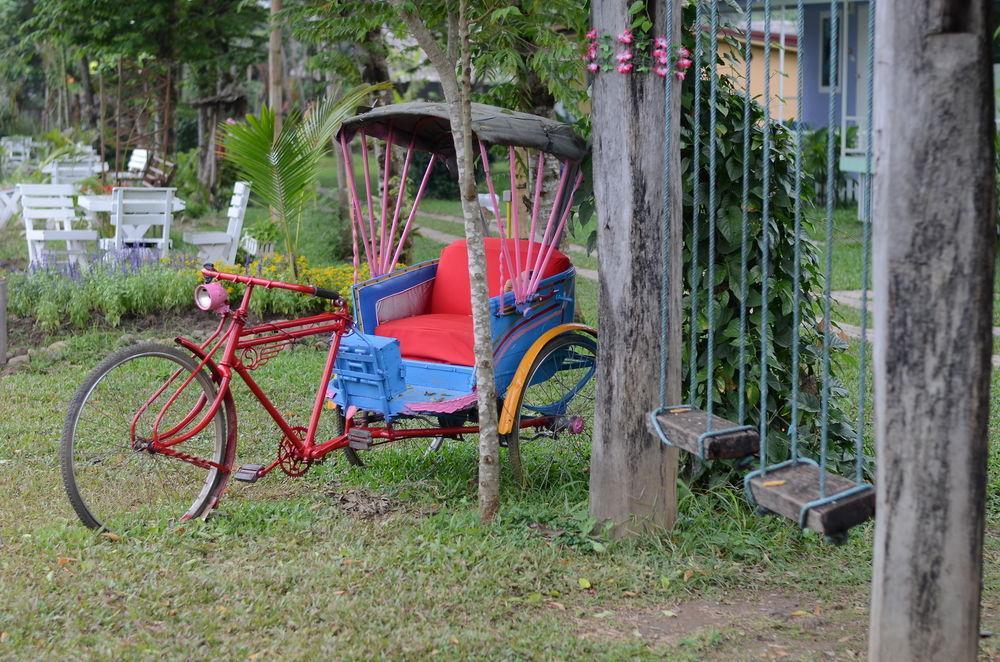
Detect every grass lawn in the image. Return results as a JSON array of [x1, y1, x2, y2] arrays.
[[0, 188, 997, 658]]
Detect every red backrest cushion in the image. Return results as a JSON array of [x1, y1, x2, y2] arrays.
[[429, 238, 572, 315]]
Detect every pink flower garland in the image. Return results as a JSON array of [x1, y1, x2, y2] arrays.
[[584, 29, 693, 80]]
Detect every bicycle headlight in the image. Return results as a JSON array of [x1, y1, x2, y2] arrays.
[[194, 282, 229, 313]]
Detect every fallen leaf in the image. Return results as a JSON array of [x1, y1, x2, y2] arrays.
[[622, 590, 637, 598], [57, 556, 74, 566], [790, 609, 811, 618], [837, 635, 852, 644], [547, 601, 566, 611], [577, 577, 592, 589], [449, 637, 459, 645], [0, 632, 8, 642], [662, 610, 678, 618], [762, 479, 786, 487], [683, 569, 694, 581], [100, 532, 121, 542], [333, 590, 348, 596], [594, 610, 614, 618], [814, 604, 823, 616]]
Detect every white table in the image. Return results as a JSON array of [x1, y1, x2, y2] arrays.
[[80, 193, 186, 252], [79, 194, 186, 215]]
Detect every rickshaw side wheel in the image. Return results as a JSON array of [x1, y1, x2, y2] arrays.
[[501, 332, 597, 489]]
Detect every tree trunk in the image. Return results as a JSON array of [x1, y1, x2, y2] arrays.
[[588, 0, 680, 537], [78, 56, 95, 129], [394, 0, 503, 522], [269, 0, 284, 135], [868, 2, 995, 660]]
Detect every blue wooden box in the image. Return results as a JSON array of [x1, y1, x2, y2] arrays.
[[329, 332, 406, 414]]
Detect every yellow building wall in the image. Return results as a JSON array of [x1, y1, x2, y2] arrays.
[[718, 39, 798, 122]]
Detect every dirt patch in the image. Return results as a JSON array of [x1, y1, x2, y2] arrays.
[[328, 487, 403, 520], [577, 591, 870, 659]]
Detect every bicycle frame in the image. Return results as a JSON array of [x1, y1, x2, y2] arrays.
[[140, 268, 554, 480]]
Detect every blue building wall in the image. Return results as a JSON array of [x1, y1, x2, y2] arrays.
[[798, 3, 864, 129]]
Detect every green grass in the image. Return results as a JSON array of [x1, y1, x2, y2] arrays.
[[2, 185, 999, 658]]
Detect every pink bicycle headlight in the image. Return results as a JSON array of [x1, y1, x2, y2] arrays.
[[194, 282, 229, 313]]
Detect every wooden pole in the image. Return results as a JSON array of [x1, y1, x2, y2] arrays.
[[0, 279, 7, 370], [869, 1, 995, 659], [588, 0, 680, 536]]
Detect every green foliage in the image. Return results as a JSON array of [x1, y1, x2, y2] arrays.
[[677, 25, 858, 482], [5, 255, 365, 332], [171, 149, 212, 218], [221, 85, 387, 275]]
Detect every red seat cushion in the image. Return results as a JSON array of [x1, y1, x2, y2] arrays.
[[374, 314, 475, 365], [429, 238, 572, 315]]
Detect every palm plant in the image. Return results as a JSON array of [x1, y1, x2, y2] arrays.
[[221, 84, 387, 277]]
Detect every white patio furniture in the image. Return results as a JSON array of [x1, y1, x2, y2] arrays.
[[106, 187, 176, 256], [1, 136, 33, 173], [111, 148, 149, 183], [0, 187, 21, 230], [18, 183, 98, 265], [183, 181, 250, 264], [240, 234, 274, 260], [44, 157, 108, 185]]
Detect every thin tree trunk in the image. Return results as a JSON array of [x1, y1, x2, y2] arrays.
[[78, 56, 95, 129], [868, 1, 994, 659], [588, 0, 680, 537], [269, 0, 284, 135], [393, 0, 503, 522]]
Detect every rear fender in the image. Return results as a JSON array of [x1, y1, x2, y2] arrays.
[[497, 324, 596, 435]]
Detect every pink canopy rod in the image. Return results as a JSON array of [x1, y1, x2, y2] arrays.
[[340, 131, 437, 279], [477, 139, 583, 305]]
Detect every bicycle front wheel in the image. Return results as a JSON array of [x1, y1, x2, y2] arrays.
[[61, 343, 230, 532]]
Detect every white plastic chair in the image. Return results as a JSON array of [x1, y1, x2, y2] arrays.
[[110, 187, 175, 256], [111, 148, 149, 183], [2, 136, 33, 173], [183, 181, 251, 264], [18, 183, 97, 265]]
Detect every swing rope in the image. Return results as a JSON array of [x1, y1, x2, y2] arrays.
[[758, 0, 773, 468], [686, 0, 703, 405], [818, 0, 840, 497], [789, 0, 805, 461], [705, 0, 720, 425], [737, 0, 752, 426], [855, 0, 876, 484], [658, 0, 675, 407]]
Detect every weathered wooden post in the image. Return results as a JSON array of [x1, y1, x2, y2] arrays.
[[869, 1, 995, 659], [589, 0, 681, 535], [0, 278, 6, 369]]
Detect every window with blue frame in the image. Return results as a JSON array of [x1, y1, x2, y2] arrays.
[[819, 13, 841, 92]]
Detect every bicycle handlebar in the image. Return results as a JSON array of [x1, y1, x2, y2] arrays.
[[201, 267, 346, 306]]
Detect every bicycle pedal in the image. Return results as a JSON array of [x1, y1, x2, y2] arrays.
[[347, 428, 372, 450], [233, 464, 264, 483]]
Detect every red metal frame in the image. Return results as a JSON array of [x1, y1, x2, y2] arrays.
[[135, 268, 558, 481]]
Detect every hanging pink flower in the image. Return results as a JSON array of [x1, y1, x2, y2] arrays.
[[587, 62, 599, 73], [587, 44, 598, 60], [616, 50, 633, 63], [654, 36, 669, 49], [617, 62, 634, 74], [654, 65, 670, 78], [652, 48, 667, 59], [676, 57, 693, 70], [586, 28, 598, 40], [617, 28, 633, 44], [677, 46, 691, 58], [674, 71, 686, 81]]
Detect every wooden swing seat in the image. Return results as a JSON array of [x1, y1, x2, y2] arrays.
[[748, 462, 875, 537], [650, 406, 759, 460]]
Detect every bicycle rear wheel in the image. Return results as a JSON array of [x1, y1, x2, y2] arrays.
[[61, 342, 231, 532]]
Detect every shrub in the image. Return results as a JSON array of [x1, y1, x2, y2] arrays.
[[5, 252, 367, 332], [678, 15, 859, 482]]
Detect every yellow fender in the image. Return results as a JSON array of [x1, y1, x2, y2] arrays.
[[498, 323, 597, 435]]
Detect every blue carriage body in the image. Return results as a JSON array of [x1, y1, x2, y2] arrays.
[[327, 239, 576, 420]]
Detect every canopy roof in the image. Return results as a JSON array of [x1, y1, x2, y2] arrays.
[[337, 102, 588, 162]]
